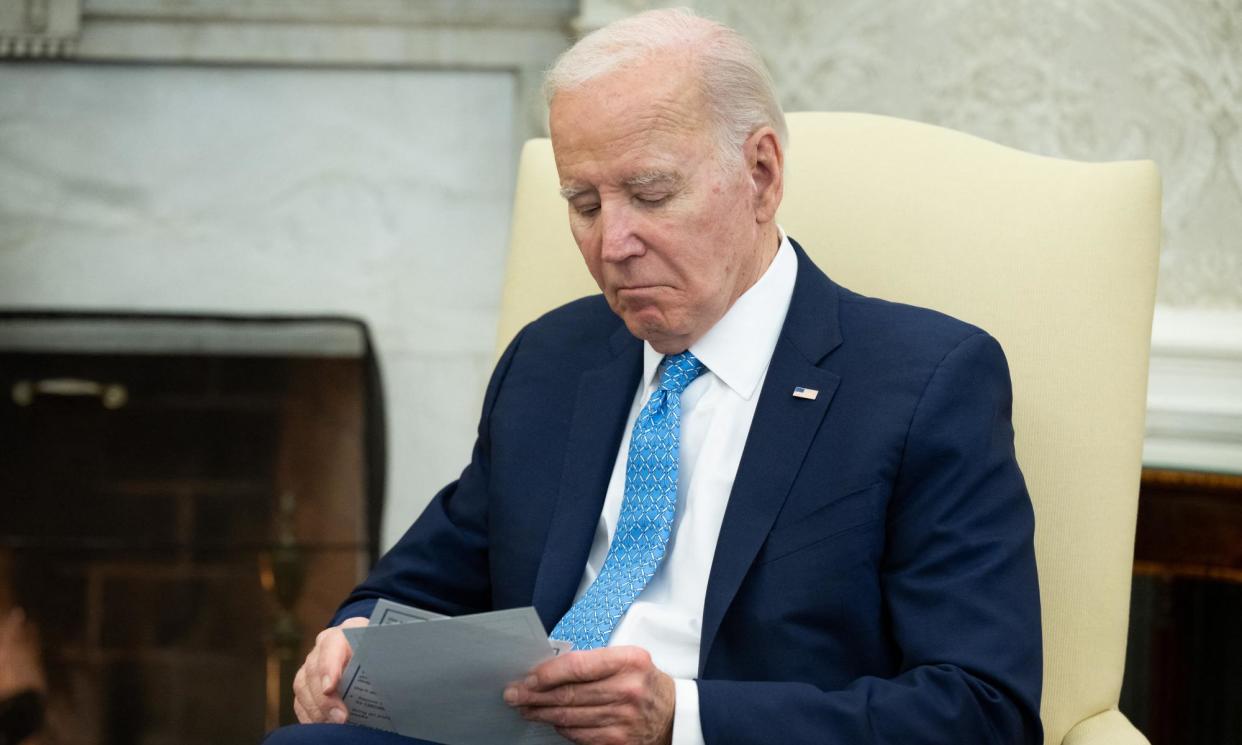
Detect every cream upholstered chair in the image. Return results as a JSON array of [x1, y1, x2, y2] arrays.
[[496, 112, 1160, 745]]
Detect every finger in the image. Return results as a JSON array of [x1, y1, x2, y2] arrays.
[[321, 701, 348, 724], [304, 643, 339, 702], [293, 695, 347, 726], [518, 703, 625, 729], [525, 647, 641, 691], [293, 664, 326, 722], [319, 618, 367, 695], [306, 630, 332, 697], [505, 680, 620, 708], [301, 649, 324, 710], [301, 623, 364, 723]]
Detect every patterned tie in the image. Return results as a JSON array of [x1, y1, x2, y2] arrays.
[[551, 350, 707, 650]]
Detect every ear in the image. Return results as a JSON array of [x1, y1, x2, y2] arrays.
[[745, 126, 784, 224]]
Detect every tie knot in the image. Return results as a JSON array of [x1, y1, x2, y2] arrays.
[[659, 351, 706, 394]]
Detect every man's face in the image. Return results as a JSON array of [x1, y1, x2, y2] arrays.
[[548, 58, 772, 353]]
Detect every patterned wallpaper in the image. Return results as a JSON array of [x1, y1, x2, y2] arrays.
[[695, 0, 1242, 309]]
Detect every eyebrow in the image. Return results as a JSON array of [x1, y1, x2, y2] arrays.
[[559, 184, 589, 200], [558, 170, 683, 201], [624, 170, 681, 190]]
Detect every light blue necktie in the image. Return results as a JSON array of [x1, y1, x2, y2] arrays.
[[551, 350, 707, 650]]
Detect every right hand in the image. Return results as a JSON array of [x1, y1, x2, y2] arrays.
[[292, 616, 368, 724]]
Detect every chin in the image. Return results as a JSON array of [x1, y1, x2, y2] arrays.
[[622, 316, 691, 353], [621, 314, 663, 340]]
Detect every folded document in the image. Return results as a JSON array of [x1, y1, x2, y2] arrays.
[[341, 600, 570, 744]]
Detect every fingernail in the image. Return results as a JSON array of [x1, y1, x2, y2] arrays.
[[524, 675, 537, 688], [322, 676, 332, 693], [329, 708, 346, 724], [503, 686, 518, 704]]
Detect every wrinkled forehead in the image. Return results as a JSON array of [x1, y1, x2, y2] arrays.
[[548, 58, 714, 157]]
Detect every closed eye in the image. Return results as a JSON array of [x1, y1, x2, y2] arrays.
[[634, 194, 670, 207]]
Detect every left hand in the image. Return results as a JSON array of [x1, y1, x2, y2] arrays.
[[504, 645, 675, 745]]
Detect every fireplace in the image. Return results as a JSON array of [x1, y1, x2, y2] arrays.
[[1121, 468, 1242, 743], [0, 312, 384, 743]]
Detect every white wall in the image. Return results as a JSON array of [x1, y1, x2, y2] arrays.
[[0, 64, 516, 548]]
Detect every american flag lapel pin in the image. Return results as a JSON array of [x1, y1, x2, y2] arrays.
[[792, 386, 819, 400]]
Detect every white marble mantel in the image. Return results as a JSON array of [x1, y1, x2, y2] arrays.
[[2, 0, 576, 143]]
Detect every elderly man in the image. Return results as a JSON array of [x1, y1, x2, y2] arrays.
[[267, 8, 1042, 745]]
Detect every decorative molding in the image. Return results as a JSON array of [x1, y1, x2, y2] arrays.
[[84, 0, 573, 27], [1144, 306, 1242, 475], [54, 0, 576, 143], [0, 0, 81, 58], [0, 316, 368, 357]]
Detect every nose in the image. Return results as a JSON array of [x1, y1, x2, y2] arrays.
[[598, 202, 644, 264]]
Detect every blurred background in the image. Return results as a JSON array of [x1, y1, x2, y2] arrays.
[[0, 0, 1238, 742]]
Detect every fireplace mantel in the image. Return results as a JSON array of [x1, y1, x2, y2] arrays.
[[1145, 307, 1242, 476], [0, 0, 576, 144]]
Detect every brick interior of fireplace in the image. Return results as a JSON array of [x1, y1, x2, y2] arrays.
[[1, 317, 378, 744]]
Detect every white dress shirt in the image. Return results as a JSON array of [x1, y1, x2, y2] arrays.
[[566, 233, 797, 745]]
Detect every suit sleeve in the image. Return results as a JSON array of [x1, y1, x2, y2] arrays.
[[331, 329, 528, 625], [697, 331, 1043, 744]]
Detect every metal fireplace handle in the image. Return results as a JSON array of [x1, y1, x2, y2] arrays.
[[11, 378, 129, 409]]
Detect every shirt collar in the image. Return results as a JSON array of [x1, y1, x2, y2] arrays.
[[641, 228, 798, 400]]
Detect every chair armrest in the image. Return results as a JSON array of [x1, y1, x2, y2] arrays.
[[1061, 709, 1150, 745]]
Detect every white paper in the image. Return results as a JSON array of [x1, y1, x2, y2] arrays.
[[342, 605, 569, 745]]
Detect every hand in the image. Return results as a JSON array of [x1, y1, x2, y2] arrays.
[[504, 646, 675, 745], [0, 608, 46, 698], [292, 616, 368, 724]]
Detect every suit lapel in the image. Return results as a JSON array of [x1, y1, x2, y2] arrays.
[[531, 325, 642, 631], [698, 241, 844, 673]]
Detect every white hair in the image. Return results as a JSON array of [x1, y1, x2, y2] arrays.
[[543, 7, 788, 166]]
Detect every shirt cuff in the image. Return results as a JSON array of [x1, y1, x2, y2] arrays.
[[671, 678, 705, 745]]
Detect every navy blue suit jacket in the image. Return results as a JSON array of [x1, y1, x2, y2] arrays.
[[335, 240, 1043, 744]]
